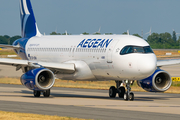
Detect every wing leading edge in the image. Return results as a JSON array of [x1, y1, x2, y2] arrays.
[[157, 59, 180, 67]]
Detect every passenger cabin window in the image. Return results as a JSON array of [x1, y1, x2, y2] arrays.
[[120, 46, 153, 55]]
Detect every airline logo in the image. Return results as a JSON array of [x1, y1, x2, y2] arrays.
[[77, 39, 113, 48]]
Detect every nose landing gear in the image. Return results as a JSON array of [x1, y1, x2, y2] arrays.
[[109, 80, 134, 101], [33, 89, 51, 97], [123, 80, 134, 101]]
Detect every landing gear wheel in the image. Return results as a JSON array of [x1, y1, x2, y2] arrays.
[[123, 92, 134, 101], [43, 89, 50, 97], [129, 92, 134, 101], [34, 90, 41, 97], [118, 87, 125, 98], [124, 92, 128, 101], [109, 86, 117, 98]]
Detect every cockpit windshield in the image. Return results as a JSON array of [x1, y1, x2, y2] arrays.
[[120, 46, 153, 55]]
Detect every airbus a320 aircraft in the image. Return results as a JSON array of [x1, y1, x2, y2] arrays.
[[0, 0, 179, 101]]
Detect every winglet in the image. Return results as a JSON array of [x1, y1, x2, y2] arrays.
[[20, 0, 42, 38]]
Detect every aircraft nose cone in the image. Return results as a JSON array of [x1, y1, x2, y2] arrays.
[[138, 54, 157, 76]]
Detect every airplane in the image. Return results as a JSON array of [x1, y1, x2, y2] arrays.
[[0, 0, 179, 101]]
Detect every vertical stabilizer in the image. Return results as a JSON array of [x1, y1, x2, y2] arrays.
[[20, 0, 41, 38]]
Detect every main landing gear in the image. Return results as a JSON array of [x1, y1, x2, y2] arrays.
[[109, 80, 134, 101], [33, 89, 51, 97]]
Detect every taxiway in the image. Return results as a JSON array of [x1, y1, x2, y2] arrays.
[[0, 64, 180, 120], [0, 84, 180, 120]]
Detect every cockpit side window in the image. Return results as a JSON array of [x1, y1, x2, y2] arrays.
[[126, 46, 134, 53], [144, 46, 154, 53], [133, 46, 144, 53], [120, 46, 153, 55], [120, 46, 129, 54]]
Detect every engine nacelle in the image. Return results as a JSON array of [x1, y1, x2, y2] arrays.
[[137, 69, 172, 92], [20, 68, 55, 91]]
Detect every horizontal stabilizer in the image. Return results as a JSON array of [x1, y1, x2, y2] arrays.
[[0, 44, 21, 49]]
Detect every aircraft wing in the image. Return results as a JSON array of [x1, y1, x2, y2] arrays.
[[0, 44, 21, 49], [157, 59, 180, 67], [0, 58, 75, 74]]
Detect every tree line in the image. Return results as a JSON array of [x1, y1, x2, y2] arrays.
[[1, 31, 180, 49], [0, 35, 21, 45], [146, 31, 180, 49]]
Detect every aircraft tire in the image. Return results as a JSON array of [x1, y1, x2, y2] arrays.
[[129, 92, 134, 101], [124, 92, 129, 101], [34, 90, 41, 97], [118, 86, 125, 98], [109, 86, 116, 98], [43, 89, 50, 97]]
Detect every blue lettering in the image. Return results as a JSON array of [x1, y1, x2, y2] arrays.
[[88, 39, 96, 48], [83, 39, 91, 47], [77, 39, 85, 48], [77, 39, 113, 48], [97, 39, 105, 48], [93, 39, 101, 48], [103, 39, 113, 48]]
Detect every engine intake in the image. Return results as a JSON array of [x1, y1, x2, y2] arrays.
[[137, 69, 172, 92], [21, 68, 55, 91]]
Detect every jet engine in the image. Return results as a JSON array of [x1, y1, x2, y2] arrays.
[[137, 69, 172, 92], [20, 68, 55, 91]]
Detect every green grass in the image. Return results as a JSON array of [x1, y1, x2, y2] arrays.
[[0, 49, 21, 59], [171, 81, 180, 87], [0, 49, 17, 55], [0, 111, 91, 120]]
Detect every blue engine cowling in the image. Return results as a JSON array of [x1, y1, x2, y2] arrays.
[[20, 68, 55, 91], [137, 68, 172, 92]]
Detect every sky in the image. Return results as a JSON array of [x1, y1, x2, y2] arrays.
[[0, 0, 180, 39]]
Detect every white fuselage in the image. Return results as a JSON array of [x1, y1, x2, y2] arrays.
[[24, 35, 157, 81]]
